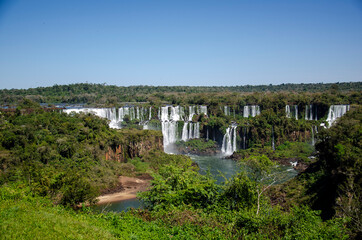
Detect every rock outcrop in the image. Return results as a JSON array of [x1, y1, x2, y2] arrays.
[[105, 129, 163, 162]]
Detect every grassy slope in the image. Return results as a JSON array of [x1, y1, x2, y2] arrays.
[[0, 185, 229, 240]]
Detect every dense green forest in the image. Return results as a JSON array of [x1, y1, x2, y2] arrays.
[[0, 84, 361, 239], [1, 82, 361, 105]]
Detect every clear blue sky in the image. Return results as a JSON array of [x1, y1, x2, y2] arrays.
[[0, 0, 361, 89]]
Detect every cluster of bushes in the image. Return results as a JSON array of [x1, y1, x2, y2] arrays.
[[135, 153, 349, 239], [269, 106, 362, 238], [0, 100, 185, 207], [0, 155, 349, 239], [175, 139, 218, 154]]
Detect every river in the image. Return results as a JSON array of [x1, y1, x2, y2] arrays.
[[93, 154, 297, 213]]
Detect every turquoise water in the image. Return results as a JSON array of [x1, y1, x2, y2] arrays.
[[189, 154, 240, 184], [92, 198, 142, 213]]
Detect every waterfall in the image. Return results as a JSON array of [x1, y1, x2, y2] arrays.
[[199, 105, 208, 116], [221, 124, 237, 156], [181, 122, 188, 141], [326, 105, 350, 127], [286, 105, 291, 118], [160, 106, 180, 147], [195, 122, 200, 138], [305, 104, 318, 120], [286, 105, 298, 119], [243, 106, 249, 118], [170, 106, 181, 121], [224, 106, 230, 116], [64, 105, 204, 149], [188, 123, 193, 139], [188, 106, 195, 121], [181, 122, 200, 141], [252, 105, 260, 117], [188, 106, 196, 121], [161, 121, 178, 146], [305, 105, 314, 120], [160, 106, 169, 121], [243, 105, 260, 118], [311, 127, 315, 145], [64, 108, 120, 128], [232, 125, 237, 153]]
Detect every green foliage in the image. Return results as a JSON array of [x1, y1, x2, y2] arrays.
[[235, 206, 348, 239], [272, 106, 361, 237], [1, 82, 361, 105], [139, 163, 220, 211], [128, 158, 149, 173], [220, 171, 258, 211], [175, 139, 218, 152], [244, 155, 275, 182], [0, 94, 359, 238], [275, 141, 314, 160], [314, 106, 362, 234], [0, 108, 147, 207]]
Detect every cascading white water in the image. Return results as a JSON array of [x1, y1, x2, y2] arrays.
[[160, 106, 175, 147], [232, 124, 236, 152], [221, 124, 237, 156], [243, 106, 249, 118], [187, 105, 207, 121], [286, 105, 298, 119], [66, 106, 154, 128], [243, 105, 260, 118], [160, 106, 169, 121], [251, 105, 260, 117], [64, 108, 120, 128], [160, 106, 187, 149], [286, 105, 291, 118], [136, 107, 140, 120], [170, 106, 183, 121], [63, 105, 202, 150], [199, 106, 208, 116], [326, 105, 350, 127], [161, 121, 177, 146], [305, 105, 316, 120], [181, 122, 189, 141], [188, 123, 194, 139], [188, 106, 196, 121], [118, 107, 130, 122], [224, 106, 230, 116]]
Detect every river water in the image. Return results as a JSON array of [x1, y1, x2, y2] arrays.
[[93, 154, 297, 213]]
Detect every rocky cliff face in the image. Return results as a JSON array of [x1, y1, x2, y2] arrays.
[[105, 129, 163, 162]]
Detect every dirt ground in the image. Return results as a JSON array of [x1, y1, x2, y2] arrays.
[[96, 175, 151, 204]]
